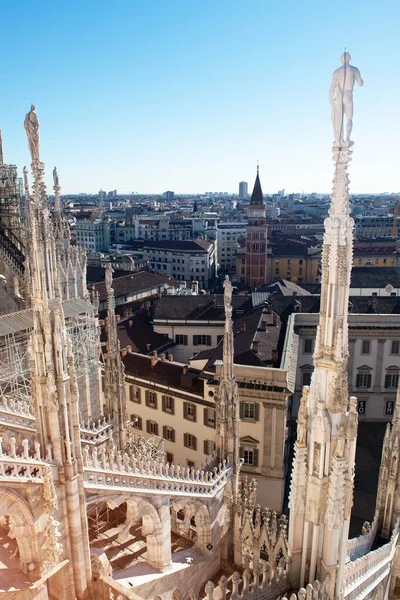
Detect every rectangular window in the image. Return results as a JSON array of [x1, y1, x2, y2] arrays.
[[204, 440, 216, 455], [193, 335, 212, 346], [239, 401, 260, 421], [162, 395, 174, 414], [175, 334, 188, 345], [184, 433, 197, 450], [244, 402, 255, 420], [302, 372, 312, 387], [204, 407, 216, 428], [304, 339, 313, 354], [145, 391, 157, 409], [391, 341, 400, 355], [130, 414, 142, 430], [129, 385, 141, 403], [146, 420, 158, 435], [166, 452, 174, 464], [187, 460, 195, 468], [184, 402, 197, 421], [240, 447, 259, 466], [356, 373, 372, 388], [361, 340, 371, 354], [163, 426, 175, 442], [385, 373, 399, 389]]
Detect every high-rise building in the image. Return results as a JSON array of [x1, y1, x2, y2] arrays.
[[245, 168, 268, 287], [238, 181, 248, 199]]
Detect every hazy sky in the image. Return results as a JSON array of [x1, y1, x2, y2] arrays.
[[1, 0, 399, 194]]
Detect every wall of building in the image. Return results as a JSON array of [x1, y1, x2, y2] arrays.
[[293, 312, 400, 421]]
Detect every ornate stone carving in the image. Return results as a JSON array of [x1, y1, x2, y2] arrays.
[[42, 464, 58, 513], [42, 516, 62, 564]]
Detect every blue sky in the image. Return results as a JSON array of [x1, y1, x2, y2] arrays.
[[1, 0, 399, 194]]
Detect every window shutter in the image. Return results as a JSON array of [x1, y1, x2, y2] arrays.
[[138, 417, 142, 430], [192, 404, 197, 422], [145, 391, 149, 407], [239, 446, 244, 459], [171, 428, 175, 443], [192, 435, 197, 451], [162, 396, 166, 412], [154, 423, 159, 436], [239, 402, 245, 419], [184, 402, 188, 419], [253, 449, 259, 467], [184, 433, 188, 448], [170, 397, 175, 415], [154, 394, 158, 410], [146, 420, 151, 433], [193, 335, 198, 346], [254, 403, 260, 421], [204, 408, 208, 426], [137, 388, 141, 403], [163, 425, 167, 439], [204, 440, 209, 455]]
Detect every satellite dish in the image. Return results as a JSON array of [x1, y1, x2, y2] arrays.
[[385, 284, 394, 293]]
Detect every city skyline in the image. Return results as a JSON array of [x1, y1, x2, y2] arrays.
[[1, 0, 399, 194]]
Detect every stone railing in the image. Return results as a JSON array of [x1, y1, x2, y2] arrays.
[[199, 564, 291, 600], [98, 574, 145, 600], [346, 515, 378, 562], [280, 581, 328, 600], [83, 446, 232, 498], [0, 405, 36, 430], [80, 416, 115, 445], [0, 434, 56, 482], [344, 526, 399, 600]]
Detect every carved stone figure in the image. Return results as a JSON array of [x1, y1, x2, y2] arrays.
[[24, 105, 40, 162], [53, 167, 59, 188], [297, 386, 308, 446], [223, 275, 233, 314], [42, 516, 62, 563], [329, 52, 363, 144], [105, 263, 114, 292], [335, 425, 346, 459]]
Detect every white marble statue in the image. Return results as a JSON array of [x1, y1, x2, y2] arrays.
[[329, 52, 363, 144], [223, 275, 233, 313], [24, 104, 40, 162]]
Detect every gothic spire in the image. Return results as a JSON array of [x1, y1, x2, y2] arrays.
[[249, 167, 264, 206], [103, 263, 128, 449], [215, 276, 240, 496]]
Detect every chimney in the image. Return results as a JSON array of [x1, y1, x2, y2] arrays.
[[183, 365, 188, 375], [168, 354, 174, 362], [128, 320, 133, 327], [272, 349, 279, 364], [252, 340, 259, 353], [160, 353, 166, 361], [151, 351, 158, 367], [146, 343, 151, 352], [116, 315, 121, 322], [272, 313, 277, 326], [240, 323, 247, 332]]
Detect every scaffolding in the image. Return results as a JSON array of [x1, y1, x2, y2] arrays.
[[66, 311, 101, 379], [0, 330, 32, 413]]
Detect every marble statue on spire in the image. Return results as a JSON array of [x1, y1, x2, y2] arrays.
[[330, 52, 363, 144], [24, 104, 40, 163]]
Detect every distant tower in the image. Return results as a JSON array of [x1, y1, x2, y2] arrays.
[[392, 198, 399, 239], [238, 181, 248, 200], [245, 168, 267, 287]]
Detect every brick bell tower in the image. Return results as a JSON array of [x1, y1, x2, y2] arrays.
[[245, 166, 267, 288]]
